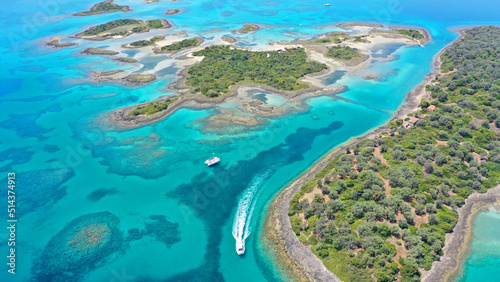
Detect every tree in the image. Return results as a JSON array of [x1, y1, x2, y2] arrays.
[[313, 193, 325, 203], [415, 204, 426, 215], [458, 126, 472, 137], [419, 98, 430, 108], [377, 222, 392, 237], [401, 258, 420, 279], [404, 211, 415, 225], [391, 225, 400, 238], [308, 215, 319, 230], [392, 149, 407, 161], [429, 214, 439, 225], [400, 188, 414, 202], [351, 202, 365, 218], [358, 221, 376, 237], [426, 203, 436, 214], [399, 218, 408, 229], [325, 206, 336, 220], [435, 153, 448, 166], [424, 162, 435, 174], [438, 92, 448, 102]]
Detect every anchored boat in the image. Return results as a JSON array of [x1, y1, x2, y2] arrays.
[[205, 156, 220, 166]]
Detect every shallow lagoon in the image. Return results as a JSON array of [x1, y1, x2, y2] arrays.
[[456, 207, 500, 282], [0, 0, 499, 281]]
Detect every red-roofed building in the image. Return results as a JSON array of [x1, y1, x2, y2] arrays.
[[427, 105, 437, 111]]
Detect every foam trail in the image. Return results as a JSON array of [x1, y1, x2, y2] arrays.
[[232, 168, 273, 250]]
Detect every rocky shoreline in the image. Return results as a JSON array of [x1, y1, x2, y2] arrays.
[[261, 28, 468, 281], [91, 71, 156, 86], [82, 47, 119, 56], [112, 57, 138, 64], [231, 24, 261, 34], [105, 80, 344, 129], [45, 36, 78, 49], [165, 8, 182, 15]]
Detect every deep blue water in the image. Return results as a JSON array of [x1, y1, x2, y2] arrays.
[[0, 0, 499, 281]]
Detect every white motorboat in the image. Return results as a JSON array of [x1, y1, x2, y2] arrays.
[[236, 239, 245, 255]]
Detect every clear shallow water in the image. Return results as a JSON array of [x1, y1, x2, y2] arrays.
[[0, 0, 499, 281], [456, 207, 500, 282]]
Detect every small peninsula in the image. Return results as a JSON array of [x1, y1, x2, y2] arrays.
[[75, 19, 171, 40], [73, 0, 131, 16], [265, 25, 499, 282], [123, 35, 165, 48], [155, 37, 203, 54], [92, 71, 156, 85], [45, 36, 78, 49]]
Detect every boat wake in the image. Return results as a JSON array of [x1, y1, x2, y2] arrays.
[[232, 168, 273, 255]]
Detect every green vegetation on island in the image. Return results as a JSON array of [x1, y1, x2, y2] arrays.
[[113, 57, 138, 64], [186, 46, 327, 97], [82, 19, 141, 36], [233, 24, 260, 34], [326, 46, 362, 60], [73, 0, 131, 16], [77, 19, 170, 39], [81, 47, 119, 56], [315, 38, 332, 43], [128, 98, 178, 116], [397, 28, 425, 40], [159, 38, 201, 52], [123, 74, 156, 85], [146, 19, 164, 29], [321, 32, 368, 44], [129, 36, 164, 47], [288, 25, 500, 282]]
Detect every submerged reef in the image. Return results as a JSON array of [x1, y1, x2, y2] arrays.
[[32, 211, 182, 280], [126, 215, 181, 248], [31, 212, 124, 281], [5, 168, 75, 218]]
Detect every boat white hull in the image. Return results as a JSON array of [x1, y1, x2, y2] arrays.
[[205, 157, 220, 166], [236, 240, 245, 255]]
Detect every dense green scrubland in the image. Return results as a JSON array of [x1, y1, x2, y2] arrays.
[[74, 0, 130, 16], [326, 46, 362, 60], [82, 19, 141, 36], [397, 29, 425, 40], [289, 26, 500, 282], [186, 46, 327, 97], [128, 98, 177, 116], [160, 38, 200, 52], [80, 19, 167, 37], [239, 24, 259, 33], [130, 36, 163, 47]]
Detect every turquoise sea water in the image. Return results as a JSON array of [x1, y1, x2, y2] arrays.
[[456, 207, 500, 282], [0, 0, 499, 281]]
